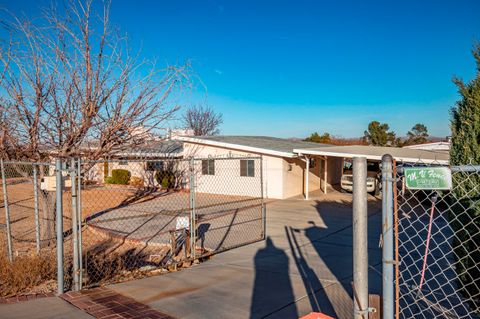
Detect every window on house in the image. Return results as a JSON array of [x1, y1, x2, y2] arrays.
[[146, 161, 164, 171], [119, 159, 128, 166], [309, 159, 317, 169], [240, 159, 255, 177], [202, 159, 215, 175]]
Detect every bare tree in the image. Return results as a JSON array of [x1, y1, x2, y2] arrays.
[[0, 0, 190, 161], [0, 0, 190, 243], [182, 105, 223, 136]]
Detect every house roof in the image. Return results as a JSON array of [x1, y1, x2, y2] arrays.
[[177, 135, 329, 158], [403, 141, 450, 152], [294, 145, 449, 164], [115, 140, 183, 158]]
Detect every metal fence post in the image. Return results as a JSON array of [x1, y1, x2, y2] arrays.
[[353, 157, 369, 319], [260, 157, 266, 239], [70, 158, 79, 291], [33, 165, 41, 254], [381, 154, 394, 319], [0, 159, 13, 261], [77, 158, 83, 289], [55, 158, 64, 295], [189, 158, 196, 259]]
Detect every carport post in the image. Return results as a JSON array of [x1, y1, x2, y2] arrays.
[[55, 158, 64, 295], [353, 157, 369, 319], [381, 154, 394, 319], [305, 156, 309, 200], [323, 156, 328, 194]]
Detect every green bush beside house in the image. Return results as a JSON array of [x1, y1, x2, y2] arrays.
[[105, 169, 131, 185]]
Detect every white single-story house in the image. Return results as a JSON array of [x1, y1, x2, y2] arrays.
[[178, 136, 344, 199], [77, 135, 450, 201], [179, 137, 450, 200]]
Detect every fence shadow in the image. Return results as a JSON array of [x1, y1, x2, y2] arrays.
[[285, 225, 338, 317], [250, 237, 298, 319]]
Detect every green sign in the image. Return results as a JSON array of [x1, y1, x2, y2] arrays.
[[404, 167, 452, 190]]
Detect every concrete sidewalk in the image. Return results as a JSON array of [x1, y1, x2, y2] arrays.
[[0, 296, 94, 319], [109, 192, 383, 319]]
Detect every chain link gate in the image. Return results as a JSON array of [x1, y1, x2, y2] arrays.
[[382, 158, 480, 319], [76, 156, 265, 289]]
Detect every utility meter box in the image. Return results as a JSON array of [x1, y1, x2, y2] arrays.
[[40, 175, 72, 191]]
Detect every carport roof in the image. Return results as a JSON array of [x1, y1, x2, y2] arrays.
[[177, 135, 330, 158], [294, 145, 449, 164]]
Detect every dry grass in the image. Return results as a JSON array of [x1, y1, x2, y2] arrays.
[[0, 225, 174, 297], [0, 250, 57, 297]]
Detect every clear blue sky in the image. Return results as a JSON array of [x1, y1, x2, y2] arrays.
[[3, 0, 480, 138]]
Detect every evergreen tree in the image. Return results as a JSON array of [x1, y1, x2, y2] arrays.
[[406, 123, 429, 145], [450, 47, 480, 165], [363, 121, 396, 146]]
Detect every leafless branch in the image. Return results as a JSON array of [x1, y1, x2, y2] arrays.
[[182, 105, 223, 136], [0, 0, 190, 161]]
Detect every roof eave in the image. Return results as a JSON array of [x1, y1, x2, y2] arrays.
[[177, 136, 295, 158], [293, 148, 449, 165]]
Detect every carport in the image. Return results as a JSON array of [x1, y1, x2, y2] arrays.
[[294, 145, 450, 199]]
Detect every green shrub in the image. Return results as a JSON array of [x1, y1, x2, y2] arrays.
[[155, 171, 176, 189], [106, 169, 131, 185]]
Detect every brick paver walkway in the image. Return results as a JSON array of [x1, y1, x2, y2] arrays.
[[61, 287, 175, 319]]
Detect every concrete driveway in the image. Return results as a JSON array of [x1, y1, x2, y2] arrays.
[[109, 191, 383, 319]]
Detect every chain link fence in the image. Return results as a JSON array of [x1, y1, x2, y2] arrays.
[[392, 161, 480, 318], [0, 161, 59, 255], [79, 157, 264, 288], [0, 156, 264, 296]]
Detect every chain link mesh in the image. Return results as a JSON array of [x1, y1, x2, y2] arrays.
[[192, 157, 264, 256], [0, 157, 264, 295], [0, 162, 58, 253], [0, 161, 77, 295], [79, 157, 264, 288], [394, 161, 480, 318]]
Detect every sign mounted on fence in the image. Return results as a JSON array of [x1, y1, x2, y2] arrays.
[[404, 167, 452, 190]]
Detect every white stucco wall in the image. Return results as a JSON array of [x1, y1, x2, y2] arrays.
[[283, 157, 322, 199]]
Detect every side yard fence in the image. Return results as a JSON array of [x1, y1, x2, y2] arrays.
[[381, 157, 480, 319], [0, 156, 265, 296]]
